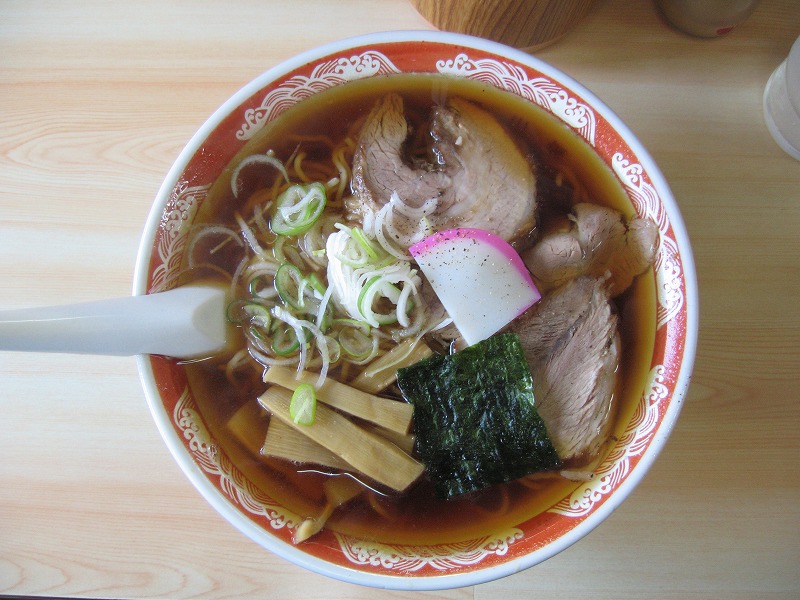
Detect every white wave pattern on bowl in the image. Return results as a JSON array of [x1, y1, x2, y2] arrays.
[[166, 363, 671, 567], [436, 53, 597, 144], [151, 48, 686, 573], [612, 153, 684, 328], [173, 386, 301, 530], [171, 381, 529, 568], [549, 364, 668, 517], [548, 155, 683, 517], [335, 528, 523, 571], [236, 51, 403, 141], [150, 181, 211, 293]]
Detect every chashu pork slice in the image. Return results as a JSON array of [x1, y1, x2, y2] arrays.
[[523, 203, 658, 297], [349, 93, 537, 247], [506, 276, 619, 461]]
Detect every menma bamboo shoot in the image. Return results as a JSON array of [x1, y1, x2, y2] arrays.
[[258, 386, 424, 492], [263, 366, 413, 434]]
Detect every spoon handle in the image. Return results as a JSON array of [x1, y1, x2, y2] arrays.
[[0, 285, 231, 359]]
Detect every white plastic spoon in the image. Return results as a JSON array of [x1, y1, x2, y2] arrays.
[[0, 285, 231, 360]]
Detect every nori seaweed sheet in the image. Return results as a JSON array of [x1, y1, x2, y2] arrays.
[[397, 333, 560, 498]]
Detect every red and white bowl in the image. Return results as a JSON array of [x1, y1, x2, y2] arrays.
[[134, 30, 698, 590]]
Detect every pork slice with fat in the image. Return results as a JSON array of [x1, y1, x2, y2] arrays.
[[349, 93, 537, 247], [523, 203, 658, 297], [349, 93, 449, 218], [507, 276, 619, 461]]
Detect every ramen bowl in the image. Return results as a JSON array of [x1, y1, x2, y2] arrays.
[[134, 30, 697, 590]]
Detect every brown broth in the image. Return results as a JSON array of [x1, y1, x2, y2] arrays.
[[184, 74, 656, 545]]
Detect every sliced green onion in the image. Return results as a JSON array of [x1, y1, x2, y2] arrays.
[[230, 153, 289, 198], [314, 308, 331, 335], [332, 318, 371, 335], [289, 383, 317, 426], [271, 326, 302, 356], [305, 272, 327, 296], [339, 327, 374, 358], [358, 276, 401, 326], [227, 300, 271, 327], [373, 253, 400, 270], [246, 303, 271, 328], [333, 242, 371, 269], [351, 227, 383, 261], [226, 300, 247, 325], [249, 324, 268, 341], [273, 235, 288, 263], [248, 275, 274, 298], [271, 183, 327, 236], [275, 263, 305, 310], [282, 244, 305, 269], [323, 335, 341, 365]]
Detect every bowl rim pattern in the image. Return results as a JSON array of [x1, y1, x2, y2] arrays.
[[133, 30, 698, 591]]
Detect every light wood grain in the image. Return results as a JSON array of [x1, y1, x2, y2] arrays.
[[1, 0, 799, 598], [410, 0, 594, 49]]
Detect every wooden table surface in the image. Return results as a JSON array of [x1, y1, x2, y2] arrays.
[[1, 1, 799, 598]]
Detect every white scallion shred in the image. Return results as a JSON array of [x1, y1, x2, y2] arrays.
[[235, 212, 268, 258], [325, 228, 421, 329], [231, 153, 290, 198], [367, 192, 438, 259], [272, 306, 330, 387], [187, 225, 244, 267], [198, 147, 447, 388]]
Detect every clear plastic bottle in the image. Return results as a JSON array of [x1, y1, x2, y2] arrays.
[[763, 35, 800, 160]]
